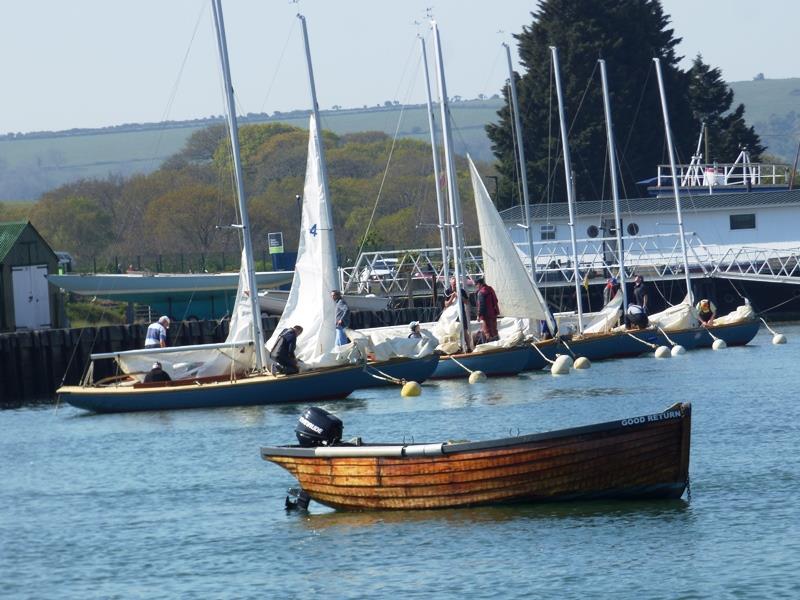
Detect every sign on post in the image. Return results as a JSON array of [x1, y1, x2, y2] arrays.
[[268, 232, 284, 255]]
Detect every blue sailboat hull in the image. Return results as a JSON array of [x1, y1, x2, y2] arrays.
[[430, 346, 530, 379], [57, 364, 364, 414], [350, 353, 441, 389], [655, 319, 760, 350]]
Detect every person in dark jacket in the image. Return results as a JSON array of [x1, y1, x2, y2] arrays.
[[331, 290, 350, 346], [475, 278, 500, 342], [144, 361, 172, 383], [632, 275, 649, 312], [270, 325, 303, 375]]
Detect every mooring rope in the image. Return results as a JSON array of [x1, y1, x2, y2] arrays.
[[447, 354, 475, 375], [530, 342, 556, 365], [626, 331, 659, 349], [362, 363, 405, 385], [657, 326, 680, 347], [759, 317, 782, 337], [557, 337, 578, 358]]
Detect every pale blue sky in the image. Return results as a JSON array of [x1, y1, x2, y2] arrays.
[[2, 0, 796, 133]]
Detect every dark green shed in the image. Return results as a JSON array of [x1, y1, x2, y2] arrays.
[[0, 221, 63, 331]]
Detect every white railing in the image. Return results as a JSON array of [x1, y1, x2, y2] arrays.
[[341, 233, 800, 297], [656, 162, 790, 189]]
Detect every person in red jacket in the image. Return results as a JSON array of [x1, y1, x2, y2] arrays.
[[476, 278, 500, 343]]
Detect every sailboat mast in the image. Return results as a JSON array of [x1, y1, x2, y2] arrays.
[[211, 0, 266, 370], [419, 35, 450, 284], [653, 58, 694, 303], [550, 46, 584, 334], [598, 59, 628, 313], [431, 20, 469, 350], [503, 42, 536, 279]]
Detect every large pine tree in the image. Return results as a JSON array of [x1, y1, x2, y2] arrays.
[[487, 0, 760, 208]]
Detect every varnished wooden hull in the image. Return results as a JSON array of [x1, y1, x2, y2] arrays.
[[261, 403, 691, 510]]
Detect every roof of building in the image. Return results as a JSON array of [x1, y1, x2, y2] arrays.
[[0, 221, 29, 263], [499, 189, 800, 223]]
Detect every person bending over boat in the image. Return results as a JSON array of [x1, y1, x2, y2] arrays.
[[144, 361, 171, 383], [696, 299, 717, 326], [270, 325, 304, 375], [626, 303, 649, 330], [331, 290, 350, 346], [475, 277, 500, 342], [144, 316, 170, 348]]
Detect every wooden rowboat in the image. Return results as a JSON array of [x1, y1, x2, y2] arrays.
[[261, 402, 691, 510]]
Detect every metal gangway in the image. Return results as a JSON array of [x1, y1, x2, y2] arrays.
[[340, 232, 800, 299]]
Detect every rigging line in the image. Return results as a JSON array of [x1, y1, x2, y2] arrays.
[[259, 17, 298, 113], [151, 1, 208, 163], [757, 294, 800, 316], [566, 62, 599, 138], [354, 38, 419, 261], [480, 45, 504, 99]]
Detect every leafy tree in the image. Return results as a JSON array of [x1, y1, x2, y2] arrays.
[[687, 55, 764, 162], [143, 184, 235, 255], [30, 195, 114, 260], [487, 0, 702, 206]]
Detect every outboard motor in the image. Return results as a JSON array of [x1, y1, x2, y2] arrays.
[[295, 407, 343, 447]]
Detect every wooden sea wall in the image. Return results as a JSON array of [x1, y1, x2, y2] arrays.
[[0, 307, 440, 407]]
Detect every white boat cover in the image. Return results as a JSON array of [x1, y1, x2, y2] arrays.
[[117, 250, 256, 380], [556, 293, 623, 335], [713, 302, 755, 325], [648, 300, 697, 331], [468, 156, 556, 334], [266, 115, 351, 369]]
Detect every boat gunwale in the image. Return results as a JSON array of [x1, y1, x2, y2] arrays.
[[260, 403, 690, 459]]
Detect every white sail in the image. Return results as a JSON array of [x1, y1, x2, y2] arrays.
[[266, 115, 344, 367], [468, 155, 556, 333]]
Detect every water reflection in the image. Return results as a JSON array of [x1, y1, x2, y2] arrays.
[[295, 498, 690, 532]]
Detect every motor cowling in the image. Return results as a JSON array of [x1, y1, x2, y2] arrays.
[[295, 407, 343, 447]]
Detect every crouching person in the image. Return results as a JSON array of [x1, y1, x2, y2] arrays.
[[626, 303, 649, 330], [270, 325, 303, 375]]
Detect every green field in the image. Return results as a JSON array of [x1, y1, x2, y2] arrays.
[[0, 80, 796, 202], [0, 99, 502, 201]]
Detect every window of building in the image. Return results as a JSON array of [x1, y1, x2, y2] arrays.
[[540, 224, 556, 240], [730, 213, 756, 230], [587, 225, 599, 238], [627, 222, 640, 236]]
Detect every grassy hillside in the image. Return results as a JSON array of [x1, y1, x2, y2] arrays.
[[729, 78, 800, 162], [1, 79, 796, 202], [0, 99, 502, 201]]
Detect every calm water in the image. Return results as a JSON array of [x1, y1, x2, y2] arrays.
[[2, 324, 799, 599]]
